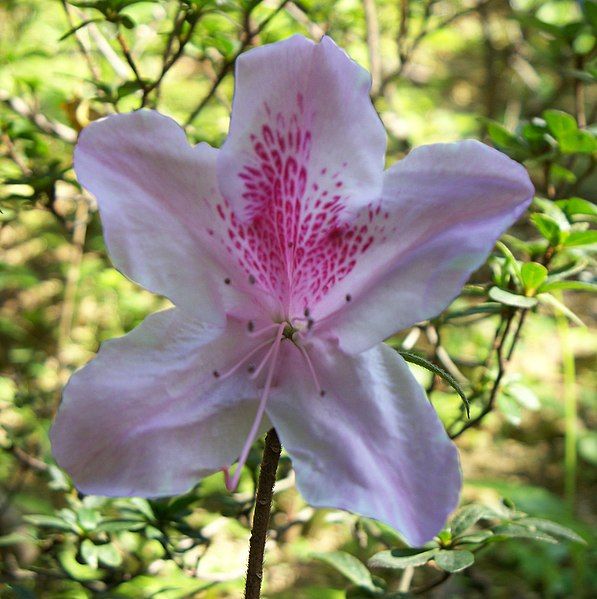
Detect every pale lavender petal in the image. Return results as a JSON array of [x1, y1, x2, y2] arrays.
[[217, 35, 386, 222], [74, 110, 228, 323], [267, 340, 461, 546], [51, 310, 268, 497], [317, 140, 534, 351]]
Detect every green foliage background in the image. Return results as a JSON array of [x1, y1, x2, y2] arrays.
[[0, 0, 595, 597]]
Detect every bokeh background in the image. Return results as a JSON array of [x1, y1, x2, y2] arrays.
[[0, 0, 595, 597]]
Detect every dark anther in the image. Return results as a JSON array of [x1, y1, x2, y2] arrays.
[[224, 278, 231, 285], [248, 365, 255, 374], [247, 321, 255, 332], [213, 370, 220, 378], [320, 389, 326, 397], [307, 318, 314, 330], [304, 307, 310, 317], [345, 294, 352, 302], [248, 274, 256, 285]]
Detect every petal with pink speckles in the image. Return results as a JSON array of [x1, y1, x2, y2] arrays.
[[74, 110, 228, 323], [268, 340, 461, 546], [51, 310, 270, 497], [218, 35, 386, 223], [317, 140, 534, 351]]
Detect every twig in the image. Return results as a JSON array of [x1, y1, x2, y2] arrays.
[[0, 90, 77, 143], [116, 29, 145, 88], [245, 428, 281, 599], [449, 309, 516, 438], [141, 6, 202, 106], [60, 0, 101, 81], [185, 0, 290, 126], [574, 54, 586, 128]]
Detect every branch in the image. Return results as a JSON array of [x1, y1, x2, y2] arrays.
[[245, 429, 281, 599], [184, 0, 290, 126], [0, 90, 77, 143]]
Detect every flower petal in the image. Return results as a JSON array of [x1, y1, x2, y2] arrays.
[[74, 110, 226, 323], [51, 310, 268, 497], [268, 340, 461, 546], [319, 140, 534, 352], [217, 35, 386, 222]]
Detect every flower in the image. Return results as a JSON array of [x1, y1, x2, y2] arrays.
[[51, 35, 533, 546]]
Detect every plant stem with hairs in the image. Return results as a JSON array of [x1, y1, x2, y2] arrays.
[[245, 428, 281, 599]]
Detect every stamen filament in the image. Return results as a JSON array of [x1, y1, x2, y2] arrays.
[[249, 335, 279, 380], [248, 322, 282, 338], [215, 338, 273, 381], [297, 344, 324, 396], [225, 322, 285, 492]]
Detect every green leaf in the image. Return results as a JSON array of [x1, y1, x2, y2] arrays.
[[514, 518, 585, 544], [23, 515, 76, 533], [314, 552, 377, 592], [58, 549, 103, 581], [537, 293, 585, 326], [531, 214, 562, 245], [491, 523, 558, 543], [397, 350, 469, 417], [444, 302, 503, 320], [455, 531, 495, 545], [488, 287, 537, 308], [556, 197, 597, 218], [434, 549, 474, 572], [80, 539, 98, 570], [563, 230, 597, 247], [559, 130, 596, 154], [451, 504, 500, 537], [520, 262, 548, 295], [77, 508, 101, 531], [543, 110, 578, 139], [368, 548, 439, 570], [540, 280, 597, 293], [97, 542, 123, 566]]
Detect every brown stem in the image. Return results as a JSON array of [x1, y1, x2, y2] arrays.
[[245, 428, 281, 599]]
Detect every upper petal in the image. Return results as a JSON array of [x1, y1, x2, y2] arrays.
[[267, 340, 461, 546], [74, 110, 227, 323], [317, 140, 534, 352], [51, 310, 266, 497], [217, 35, 386, 222]]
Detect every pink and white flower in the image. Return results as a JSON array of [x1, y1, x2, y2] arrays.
[[51, 35, 533, 546]]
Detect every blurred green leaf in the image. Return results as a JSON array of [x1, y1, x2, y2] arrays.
[[434, 549, 474, 572], [315, 552, 378, 592], [398, 350, 469, 416], [451, 504, 500, 537], [368, 548, 439, 570], [563, 230, 597, 247], [520, 262, 548, 295], [491, 523, 558, 543], [515, 518, 585, 544], [489, 287, 537, 308]]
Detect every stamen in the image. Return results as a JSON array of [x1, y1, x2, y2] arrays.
[[248, 322, 281, 337], [297, 344, 325, 397], [215, 338, 272, 381], [224, 277, 231, 285], [345, 294, 352, 302], [250, 337, 279, 380], [224, 322, 285, 492]]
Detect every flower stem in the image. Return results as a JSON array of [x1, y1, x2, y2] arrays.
[[245, 428, 281, 599]]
